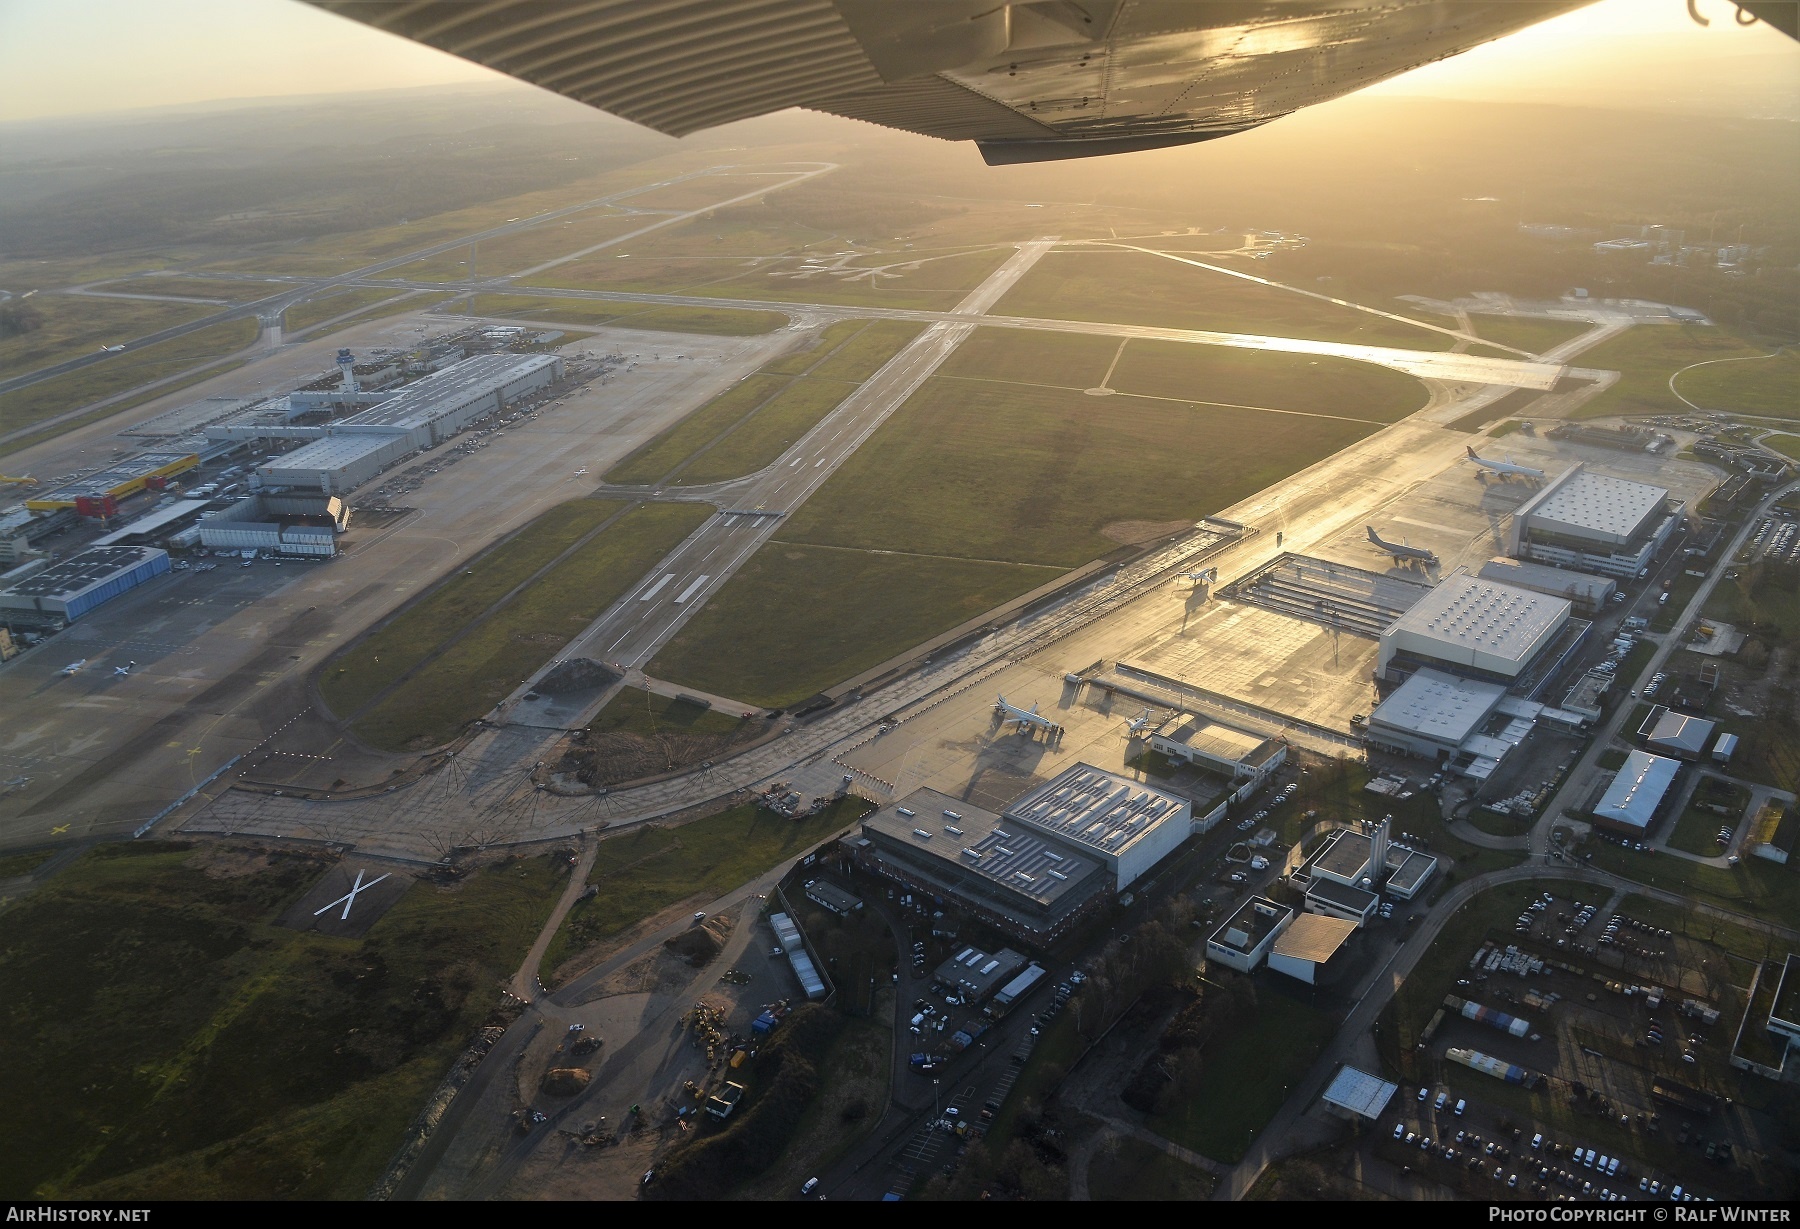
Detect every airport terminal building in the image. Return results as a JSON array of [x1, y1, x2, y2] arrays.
[[1506, 463, 1679, 579]]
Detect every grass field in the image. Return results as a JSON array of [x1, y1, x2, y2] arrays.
[[1570, 325, 1772, 420], [604, 319, 921, 486], [1086, 1136, 1218, 1200], [0, 841, 566, 1199], [0, 849, 56, 879], [650, 544, 1064, 708], [1583, 837, 1800, 932], [604, 373, 790, 484], [1764, 434, 1800, 461], [589, 686, 744, 740], [0, 317, 258, 449], [674, 376, 857, 484], [1667, 798, 1732, 857], [284, 287, 412, 334], [779, 377, 1377, 567], [1672, 349, 1800, 419], [321, 499, 628, 719], [0, 294, 213, 378], [385, 208, 637, 280], [352, 502, 712, 750], [1146, 986, 1335, 1164], [1106, 337, 1430, 421], [1467, 315, 1595, 356], [540, 797, 871, 981], [461, 292, 785, 336], [93, 276, 270, 303], [993, 250, 1457, 351]]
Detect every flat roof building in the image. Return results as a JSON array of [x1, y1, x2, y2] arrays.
[[1321, 1066, 1400, 1120], [258, 434, 414, 495], [1148, 712, 1285, 786], [1367, 668, 1509, 760], [1270, 913, 1358, 985], [1205, 897, 1294, 973], [25, 452, 199, 512], [1304, 877, 1381, 927], [1593, 749, 1682, 834], [1507, 463, 1679, 579], [853, 787, 1109, 944], [1379, 573, 1571, 683], [1478, 557, 1616, 615], [0, 545, 169, 623], [1003, 764, 1192, 892], [802, 878, 863, 916], [1639, 707, 1716, 761], [932, 945, 1029, 1003]]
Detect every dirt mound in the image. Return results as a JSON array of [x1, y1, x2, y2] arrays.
[[663, 923, 724, 967], [538, 658, 619, 695], [1101, 519, 1192, 546], [541, 1067, 592, 1096]]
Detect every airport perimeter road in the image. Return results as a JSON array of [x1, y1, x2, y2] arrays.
[[1524, 479, 1796, 862], [500, 240, 1061, 707], [0, 163, 834, 420]]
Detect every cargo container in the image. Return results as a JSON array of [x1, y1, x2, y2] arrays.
[[1446, 1047, 1537, 1087], [948, 1019, 988, 1052], [1444, 994, 1533, 1038]]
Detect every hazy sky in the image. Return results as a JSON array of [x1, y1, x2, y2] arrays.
[[0, 0, 1791, 124]]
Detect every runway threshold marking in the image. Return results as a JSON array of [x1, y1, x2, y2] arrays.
[[674, 574, 710, 604], [638, 573, 676, 601]]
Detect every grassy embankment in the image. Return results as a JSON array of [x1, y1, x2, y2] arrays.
[[0, 841, 566, 1199]]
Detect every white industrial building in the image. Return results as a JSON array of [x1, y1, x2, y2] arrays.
[[258, 434, 415, 495], [1477, 557, 1615, 615], [196, 493, 349, 557], [1366, 667, 1569, 782], [1592, 749, 1682, 834], [1507, 463, 1679, 579], [1320, 1066, 1400, 1121], [1291, 818, 1438, 926], [1004, 763, 1193, 892], [1379, 573, 1572, 684], [1206, 896, 1293, 973], [1147, 712, 1286, 787], [243, 353, 564, 494]]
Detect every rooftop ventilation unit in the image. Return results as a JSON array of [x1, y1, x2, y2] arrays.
[[897, 806, 916, 817], [944, 825, 963, 837], [912, 828, 932, 840]]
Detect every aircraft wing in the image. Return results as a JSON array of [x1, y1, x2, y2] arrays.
[[303, 0, 1601, 164]]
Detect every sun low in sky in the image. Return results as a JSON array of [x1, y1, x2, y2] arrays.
[[0, 0, 1792, 125]]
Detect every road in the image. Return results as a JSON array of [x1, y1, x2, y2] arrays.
[[0, 162, 835, 421], [503, 240, 1059, 722], [1523, 478, 1796, 862]]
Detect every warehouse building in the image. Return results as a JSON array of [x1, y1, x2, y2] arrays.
[[1147, 712, 1286, 788], [89, 498, 213, 547], [1003, 764, 1192, 892], [1507, 463, 1680, 579], [1477, 557, 1616, 615], [852, 788, 1110, 944], [0, 546, 169, 624], [1206, 897, 1294, 973], [25, 452, 199, 514], [802, 878, 863, 916], [1379, 573, 1572, 684], [257, 434, 415, 494], [1270, 913, 1358, 985], [931, 945, 1029, 1004], [1638, 707, 1717, 761], [248, 353, 564, 492], [1592, 749, 1682, 835], [197, 493, 348, 558], [1366, 668, 1509, 761]]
